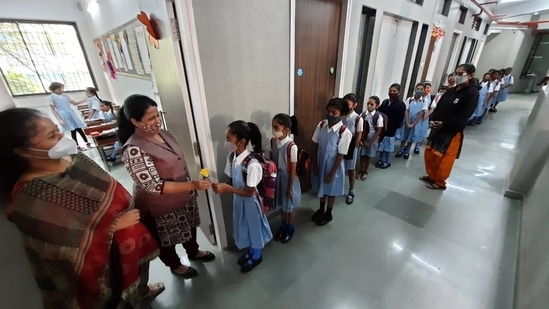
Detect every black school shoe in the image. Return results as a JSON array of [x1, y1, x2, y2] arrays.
[[241, 257, 263, 273], [315, 213, 333, 226], [311, 209, 324, 223], [237, 252, 251, 266], [274, 227, 285, 241], [281, 231, 294, 244]]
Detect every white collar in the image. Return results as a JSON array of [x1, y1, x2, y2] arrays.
[[233, 149, 250, 165], [275, 136, 291, 149], [365, 110, 376, 117], [346, 111, 358, 119], [325, 120, 343, 132]]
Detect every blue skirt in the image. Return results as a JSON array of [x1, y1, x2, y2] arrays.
[[378, 136, 395, 152], [275, 171, 301, 212]]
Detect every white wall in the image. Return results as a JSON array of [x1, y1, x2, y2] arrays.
[[0, 77, 15, 111], [191, 0, 291, 242]]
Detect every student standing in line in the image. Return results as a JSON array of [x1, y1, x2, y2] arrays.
[[357, 96, 384, 180], [48, 82, 90, 151], [213, 121, 273, 273], [310, 98, 352, 225], [270, 113, 302, 244], [488, 70, 502, 112], [342, 93, 363, 204], [376, 83, 406, 169], [493, 67, 514, 111], [468, 73, 491, 125], [395, 83, 426, 159]]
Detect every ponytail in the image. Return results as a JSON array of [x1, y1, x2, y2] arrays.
[[117, 107, 134, 144], [290, 115, 299, 136], [273, 113, 300, 136], [247, 122, 263, 153]]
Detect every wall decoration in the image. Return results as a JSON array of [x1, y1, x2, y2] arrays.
[[432, 23, 446, 40], [137, 11, 160, 49], [93, 18, 153, 79]]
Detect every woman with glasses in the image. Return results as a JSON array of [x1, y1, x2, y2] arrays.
[[419, 64, 479, 190]]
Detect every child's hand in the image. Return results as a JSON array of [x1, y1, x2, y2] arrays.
[[324, 173, 334, 183], [212, 183, 229, 194], [407, 123, 414, 128], [115, 209, 140, 231], [193, 180, 212, 190], [286, 188, 293, 200], [363, 141, 371, 148]]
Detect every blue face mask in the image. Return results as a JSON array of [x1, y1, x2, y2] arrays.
[[415, 90, 424, 97], [326, 114, 340, 124]]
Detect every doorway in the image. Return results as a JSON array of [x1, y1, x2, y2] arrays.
[[353, 6, 377, 109], [407, 23, 429, 98], [442, 32, 461, 85], [294, 0, 343, 191]]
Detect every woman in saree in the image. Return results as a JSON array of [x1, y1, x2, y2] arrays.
[[0, 108, 164, 309]]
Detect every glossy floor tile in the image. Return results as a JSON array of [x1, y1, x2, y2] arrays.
[[9, 93, 531, 309]]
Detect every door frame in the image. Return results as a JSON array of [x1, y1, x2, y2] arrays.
[[173, 0, 228, 249]]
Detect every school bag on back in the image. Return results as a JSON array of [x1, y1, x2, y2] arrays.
[[358, 111, 388, 142], [319, 120, 353, 160], [233, 152, 277, 212], [286, 141, 310, 176]]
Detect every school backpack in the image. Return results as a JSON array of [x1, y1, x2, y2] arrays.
[[235, 152, 277, 212], [269, 138, 310, 177], [358, 111, 388, 142], [319, 120, 353, 160]]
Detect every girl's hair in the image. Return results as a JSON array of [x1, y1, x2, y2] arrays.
[[117, 94, 158, 144], [227, 120, 263, 153], [101, 100, 115, 115], [86, 87, 101, 101], [415, 82, 425, 89], [389, 83, 401, 92], [457, 63, 476, 75], [49, 82, 63, 92], [343, 93, 358, 104], [368, 95, 380, 105], [0, 108, 42, 203], [438, 85, 449, 91], [326, 98, 350, 116], [272, 113, 300, 136]]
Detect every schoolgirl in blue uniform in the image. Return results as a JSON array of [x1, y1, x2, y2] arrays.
[[213, 121, 273, 273], [48, 82, 89, 151], [493, 67, 513, 111], [468, 73, 491, 125], [270, 114, 301, 243], [357, 96, 384, 180], [99, 101, 121, 161], [310, 98, 353, 226], [395, 83, 426, 159], [342, 93, 363, 204], [84, 87, 102, 120]]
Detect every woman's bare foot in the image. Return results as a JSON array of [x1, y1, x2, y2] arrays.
[[140, 282, 165, 300]]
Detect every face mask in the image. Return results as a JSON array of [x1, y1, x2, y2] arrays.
[[272, 130, 284, 139], [415, 90, 424, 97], [141, 120, 162, 134], [28, 136, 77, 159], [388, 93, 399, 100], [424, 89, 431, 95], [455, 75, 469, 85], [224, 141, 238, 153], [326, 114, 340, 124]]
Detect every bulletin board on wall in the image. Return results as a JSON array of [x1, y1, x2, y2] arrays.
[[93, 19, 153, 80]]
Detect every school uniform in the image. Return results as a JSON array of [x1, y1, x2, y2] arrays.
[[224, 150, 273, 249], [311, 120, 353, 197], [417, 95, 431, 140], [87, 96, 102, 120], [49, 93, 85, 132], [497, 74, 513, 102], [102, 110, 117, 122], [488, 80, 501, 107], [470, 81, 489, 120], [360, 110, 384, 158], [271, 137, 302, 212], [342, 111, 364, 170], [397, 97, 424, 143]]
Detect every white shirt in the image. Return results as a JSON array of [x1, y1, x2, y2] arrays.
[[405, 97, 425, 110], [224, 149, 262, 187], [87, 96, 102, 120], [364, 111, 384, 128], [265, 136, 298, 162], [489, 80, 501, 92], [311, 120, 353, 155]]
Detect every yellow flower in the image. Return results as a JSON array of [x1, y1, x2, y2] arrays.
[[200, 168, 210, 179]]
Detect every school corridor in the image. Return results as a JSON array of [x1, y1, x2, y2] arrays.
[[100, 93, 531, 309]]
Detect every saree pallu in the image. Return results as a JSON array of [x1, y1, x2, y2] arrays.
[[8, 154, 159, 309]]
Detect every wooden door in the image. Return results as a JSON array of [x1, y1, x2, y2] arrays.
[[295, 0, 342, 191]]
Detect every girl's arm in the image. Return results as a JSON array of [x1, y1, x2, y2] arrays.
[[213, 183, 256, 197], [404, 109, 410, 125], [70, 98, 87, 105], [367, 127, 382, 146], [287, 144, 298, 197], [354, 117, 363, 147]]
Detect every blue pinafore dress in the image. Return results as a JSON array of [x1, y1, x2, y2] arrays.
[[50, 93, 85, 132], [400, 98, 424, 143], [471, 81, 489, 119], [231, 159, 273, 249], [312, 123, 346, 198], [272, 141, 302, 212]]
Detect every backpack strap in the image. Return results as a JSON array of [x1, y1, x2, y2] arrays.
[[319, 119, 327, 129], [286, 141, 296, 172], [339, 124, 347, 138]]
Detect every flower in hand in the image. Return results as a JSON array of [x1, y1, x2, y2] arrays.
[[200, 168, 210, 180]]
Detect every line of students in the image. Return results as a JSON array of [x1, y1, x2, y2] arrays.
[[468, 67, 514, 125]]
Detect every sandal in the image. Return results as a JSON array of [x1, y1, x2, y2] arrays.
[[346, 191, 355, 204], [356, 170, 365, 180], [139, 282, 165, 300], [418, 176, 433, 183], [395, 150, 404, 158], [426, 183, 447, 190], [403, 153, 410, 160], [360, 172, 368, 181], [414, 147, 420, 154]]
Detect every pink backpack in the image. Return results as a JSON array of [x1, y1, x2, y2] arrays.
[[234, 153, 277, 212]]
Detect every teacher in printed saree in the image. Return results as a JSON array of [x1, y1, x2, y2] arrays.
[[118, 95, 215, 279], [420, 63, 479, 190], [0, 108, 164, 309]]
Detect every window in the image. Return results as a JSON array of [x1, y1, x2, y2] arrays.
[[483, 23, 490, 35], [472, 17, 482, 31], [441, 0, 452, 17], [459, 6, 468, 24], [0, 20, 94, 96]]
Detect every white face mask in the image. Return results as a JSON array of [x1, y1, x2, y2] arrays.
[[272, 130, 284, 139], [455, 75, 469, 85], [28, 136, 78, 159], [224, 141, 238, 153]]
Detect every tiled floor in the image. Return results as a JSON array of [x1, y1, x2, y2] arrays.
[[0, 93, 534, 308]]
